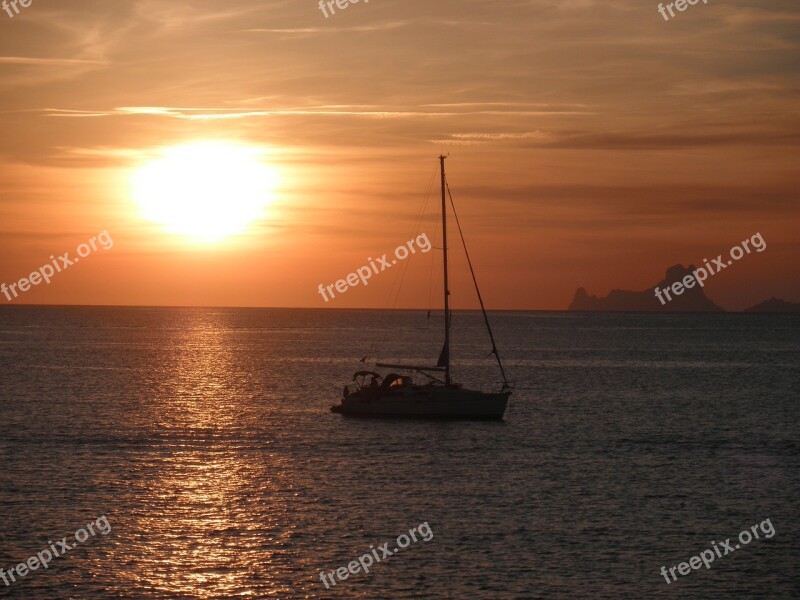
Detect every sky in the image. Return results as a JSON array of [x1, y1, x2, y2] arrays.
[[0, 0, 798, 310]]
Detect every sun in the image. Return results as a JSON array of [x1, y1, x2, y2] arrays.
[[131, 141, 278, 241]]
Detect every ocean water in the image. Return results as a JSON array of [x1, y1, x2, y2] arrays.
[[0, 307, 798, 599]]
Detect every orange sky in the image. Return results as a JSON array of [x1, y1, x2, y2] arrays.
[[0, 0, 798, 310]]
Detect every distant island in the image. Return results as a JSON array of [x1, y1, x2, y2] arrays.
[[569, 264, 724, 312], [568, 265, 800, 312], [743, 297, 800, 313]]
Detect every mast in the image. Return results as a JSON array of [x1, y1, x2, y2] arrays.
[[440, 155, 451, 386]]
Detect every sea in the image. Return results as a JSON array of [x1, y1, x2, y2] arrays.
[[0, 307, 798, 599]]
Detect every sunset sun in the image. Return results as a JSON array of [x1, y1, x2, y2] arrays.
[[131, 141, 277, 240]]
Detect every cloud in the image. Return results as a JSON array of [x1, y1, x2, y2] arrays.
[[0, 57, 106, 66]]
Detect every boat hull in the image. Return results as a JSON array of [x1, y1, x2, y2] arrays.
[[331, 386, 510, 421]]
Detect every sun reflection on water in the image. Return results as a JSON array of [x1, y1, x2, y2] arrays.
[[107, 311, 314, 598]]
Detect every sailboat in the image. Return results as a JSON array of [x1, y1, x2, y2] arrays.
[[330, 156, 512, 420]]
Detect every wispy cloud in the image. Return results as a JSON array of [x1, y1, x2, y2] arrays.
[[430, 131, 552, 145], [244, 20, 410, 34], [39, 104, 592, 121], [0, 57, 106, 66]]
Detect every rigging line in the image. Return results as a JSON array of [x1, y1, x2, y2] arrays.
[[388, 161, 438, 310], [426, 215, 439, 320], [410, 162, 439, 238], [367, 162, 438, 360], [425, 171, 442, 330], [445, 180, 510, 388], [427, 163, 443, 321]]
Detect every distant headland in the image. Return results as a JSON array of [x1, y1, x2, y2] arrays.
[[743, 297, 800, 314], [568, 265, 799, 313]]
